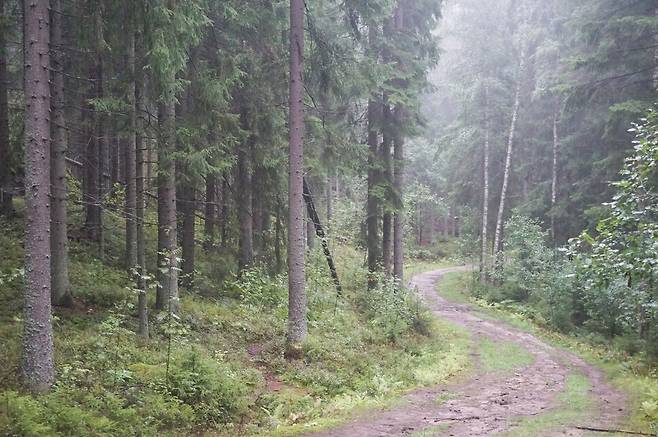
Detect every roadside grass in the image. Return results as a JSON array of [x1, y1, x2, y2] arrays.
[[405, 259, 455, 279], [502, 372, 592, 437], [479, 338, 535, 373], [435, 271, 658, 435], [409, 424, 450, 436]]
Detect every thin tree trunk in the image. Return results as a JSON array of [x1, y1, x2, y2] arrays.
[[275, 195, 283, 273], [393, 108, 404, 282], [181, 184, 195, 289], [493, 49, 525, 256], [146, 144, 153, 191], [50, 0, 71, 307], [382, 98, 393, 275], [204, 173, 216, 249], [125, 19, 138, 272], [220, 172, 228, 248], [252, 166, 266, 257], [366, 98, 380, 288], [155, 98, 179, 313], [551, 97, 559, 243], [84, 6, 104, 250], [654, 4, 658, 91], [306, 212, 315, 250], [135, 27, 148, 338], [237, 114, 253, 271], [326, 174, 333, 232], [287, 0, 307, 358], [22, 0, 54, 393], [480, 84, 490, 282], [0, 0, 12, 216]]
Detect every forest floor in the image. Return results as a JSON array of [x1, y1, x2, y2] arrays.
[[308, 266, 630, 437]]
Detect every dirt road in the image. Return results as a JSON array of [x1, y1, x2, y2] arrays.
[[308, 266, 627, 436]]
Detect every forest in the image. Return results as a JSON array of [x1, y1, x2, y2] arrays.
[[0, 0, 657, 435]]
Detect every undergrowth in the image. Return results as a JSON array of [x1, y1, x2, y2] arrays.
[[0, 216, 470, 436]]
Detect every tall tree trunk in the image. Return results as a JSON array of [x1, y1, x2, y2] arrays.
[[146, 145, 153, 191], [125, 19, 137, 272], [275, 195, 283, 273], [306, 211, 315, 250], [155, 98, 179, 313], [50, 0, 71, 307], [393, 107, 404, 282], [181, 183, 196, 289], [551, 97, 559, 243], [480, 84, 490, 282], [493, 49, 525, 256], [382, 98, 393, 275], [654, 4, 658, 91], [252, 166, 265, 257], [220, 172, 228, 248], [135, 26, 148, 338], [366, 97, 380, 288], [84, 6, 104, 249], [237, 113, 253, 272], [204, 173, 216, 249], [22, 0, 54, 393], [0, 0, 12, 216], [287, 0, 307, 358], [326, 174, 333, 232]]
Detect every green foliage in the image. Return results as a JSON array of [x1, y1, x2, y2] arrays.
[[568, 109, 658, 355], [357, 272, 432, 341], [0, 216, 470, 435], [224, 267, 287, 308], [491, 214, 555, 302]]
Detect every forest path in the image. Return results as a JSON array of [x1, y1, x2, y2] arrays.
[[307, 266, 627, 436]]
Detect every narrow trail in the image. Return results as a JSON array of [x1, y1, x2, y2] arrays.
[[308, 266, 627, 436]]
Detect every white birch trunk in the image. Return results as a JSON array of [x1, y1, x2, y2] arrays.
[[493, 49, 526, 256]]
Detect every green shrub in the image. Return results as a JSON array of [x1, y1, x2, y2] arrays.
[[224, 267, 287, 308]]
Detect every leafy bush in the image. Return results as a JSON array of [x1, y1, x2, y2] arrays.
[[224, 267, 287, 308], [355, 273, 432, 341]]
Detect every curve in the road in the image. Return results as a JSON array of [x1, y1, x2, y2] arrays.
[[307, 266, 626, 437]]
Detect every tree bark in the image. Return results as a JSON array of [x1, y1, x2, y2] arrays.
[[275, 195, 283, 273], [480, 84, 490, 282], [366, 97, 380, 289], [220, 172, 228, 248], [22, 0, 54, 393], [155, 99, 179, 313], [382, 98, 393, 275], [326, 174, 333, 232], [204, 173, 216, 249], [0, 0, 12, 216], [493, 48, 525, 256], [180, 183, 196, 289], [551, 97, 559, 243], [393, 107, 404, 282], [135, 26, 148, 338], [654, 4, 658, 91], [50, 0, 71, 307], [306, 211, 315, 250], [237, 112, 253, 272], [125, 17, 138, 272], [287, 0, 307, 358], [84, 5, 104, 250]]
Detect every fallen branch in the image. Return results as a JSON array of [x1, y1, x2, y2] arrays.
[[575, 426, 656, 436]]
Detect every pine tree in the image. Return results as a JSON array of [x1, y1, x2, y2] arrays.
[[287, 0, 308, 358], [22, 0, 54, 393]]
